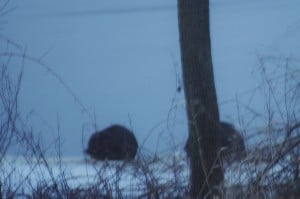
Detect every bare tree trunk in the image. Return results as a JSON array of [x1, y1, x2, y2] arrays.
[[177, 0, 224, 198]]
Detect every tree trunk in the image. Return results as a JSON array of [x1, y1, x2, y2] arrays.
[[177, 0, 224, 198]]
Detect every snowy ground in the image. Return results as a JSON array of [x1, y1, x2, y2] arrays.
[[1, 153, 189, 196], [1, 153, 274, 195], [2, 143, 298, 199]]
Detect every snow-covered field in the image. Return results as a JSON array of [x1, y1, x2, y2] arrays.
[[1, 153, 189, 197], [1, 152, 280, 196], [0, 155, 254, 195]]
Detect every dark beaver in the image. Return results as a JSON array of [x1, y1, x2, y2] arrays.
[[184, 121, 246, 164], [85, 125, 138, 161]]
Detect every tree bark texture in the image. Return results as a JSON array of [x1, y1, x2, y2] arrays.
[[177, 0, 224, 198]]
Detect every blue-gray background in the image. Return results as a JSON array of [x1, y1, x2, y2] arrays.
[[2, 0, 299, 156]]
